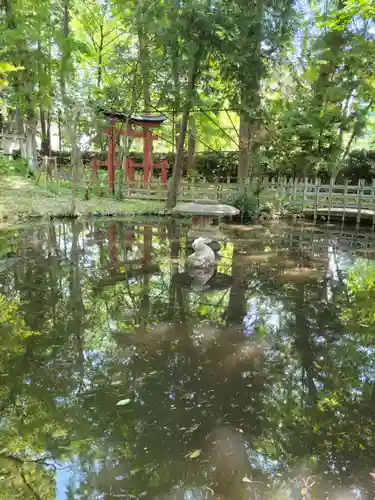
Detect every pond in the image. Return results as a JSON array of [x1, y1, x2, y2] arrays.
[[1, 218, 375, 499]]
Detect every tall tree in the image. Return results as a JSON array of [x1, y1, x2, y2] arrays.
[[220, 0, 296, 184]]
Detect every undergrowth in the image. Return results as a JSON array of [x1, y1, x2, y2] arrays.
[[228, 186, 302, 223], [0, 155, 28, 176]]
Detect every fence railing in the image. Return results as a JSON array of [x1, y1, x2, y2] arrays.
[[117, 177, 375, 222], [255, 178, 375, 224], [39, 170, 375, 224]]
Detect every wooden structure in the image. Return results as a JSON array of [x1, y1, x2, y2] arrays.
[[91, 111, 168, 193], [108, 176, 375, 226], [36, 156, 58, 185], [0, 133, 26, 155]]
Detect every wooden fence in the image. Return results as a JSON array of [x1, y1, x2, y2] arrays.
[[255, 178, 375, 225], [113, 176, 375, 224], [40, 169, 375, 225]]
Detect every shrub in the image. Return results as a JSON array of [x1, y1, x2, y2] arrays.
[[0, 155, 28, 175], [230, 193, 257, 220], [339, 150, 375, 183]]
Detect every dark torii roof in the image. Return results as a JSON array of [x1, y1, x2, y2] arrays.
[[96, 106, 167, 124], [130, 114, 167, 124]]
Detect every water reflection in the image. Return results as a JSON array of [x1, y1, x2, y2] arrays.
[[1, 219, 375, 499]]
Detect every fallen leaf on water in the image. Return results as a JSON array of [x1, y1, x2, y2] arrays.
[[117, 398, 131, 406], [188, 449, 202, 459], [242, 477, 264, 485], [187, 423, 200, 433], [130, 467, 141, 475]]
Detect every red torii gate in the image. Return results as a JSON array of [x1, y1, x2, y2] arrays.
[[91, 112, 168, 193]]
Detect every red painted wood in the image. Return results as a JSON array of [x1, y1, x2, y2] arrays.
[[125, 158, 135, 182], [161, 159, 168, 184], [104, 129, 158, 139], [107, 128, 115, 193], [102, 119, 168, 187], [143, 129, 153, 182]]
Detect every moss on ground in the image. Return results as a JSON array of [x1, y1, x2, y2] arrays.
[[0, 174, 164, 225]]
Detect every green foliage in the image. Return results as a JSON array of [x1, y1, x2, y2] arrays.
[[1, 0, 375, 210], [0, 155, 28, 176], [229, 192, 257, 220], [339, 149, 375, 183]]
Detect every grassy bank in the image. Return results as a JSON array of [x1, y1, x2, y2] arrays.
[[0, 173, 164, 225]]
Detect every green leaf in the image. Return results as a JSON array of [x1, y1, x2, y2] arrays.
[[188, 449, 202, 459], [117, 398, 131, 406]]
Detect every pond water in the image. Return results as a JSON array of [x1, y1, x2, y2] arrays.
[[1, 218, 375, 499]]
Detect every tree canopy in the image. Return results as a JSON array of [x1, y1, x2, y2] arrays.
[[1, 0, 375, 193]]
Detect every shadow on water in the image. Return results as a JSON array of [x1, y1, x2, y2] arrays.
[[1, 219, 375, 498]]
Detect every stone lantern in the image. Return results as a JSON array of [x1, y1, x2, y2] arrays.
[[172, 199, 239, 246]]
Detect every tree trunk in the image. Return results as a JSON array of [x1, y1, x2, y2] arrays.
[[40, 108, 51, 156], [60, 0, 82, 214], [236, 0, 263, 186], [166, 49, 202, 209], [15, 107, 26, 159], [137, 25, 153, 163], [25, 111, 38, 172], [226, 244, 248, 325], [69, 122, 81, 214], [238, 112, 251, 187], [187, 115, 196, 174], [70, 221, 85, 383], [37, 37, 52, 157], [137, 26, 151, 110], [294, 285, 318, 406], [171, 34, 181, 157], [97, 21, 104, 88], [58, 109, 62, 151]]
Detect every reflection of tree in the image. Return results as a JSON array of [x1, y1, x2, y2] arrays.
[[69, 221, 85, 383], [1, 222, 375, 498], [0, 294, 55, 498], [226, 241, 248, 325], [140, 224, 153, 323]]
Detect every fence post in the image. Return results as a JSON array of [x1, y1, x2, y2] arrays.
[[327, 176, 335, 224], [278, 177, 286, 211], [292, 178, 298, 203], [302, 177, 308, 215], [313, 178, 320, 222], [342, 179, 348, 227], [215, 176, 220, 200], [356, 178, 365, 227]]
